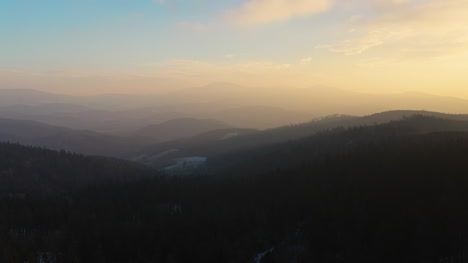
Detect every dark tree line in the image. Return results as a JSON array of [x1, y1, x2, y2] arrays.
[[1, 118, 468, 262], [0, 142, 152, 196]]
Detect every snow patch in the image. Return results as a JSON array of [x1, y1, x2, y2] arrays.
[[163, 157, 208, 172], [253, 247, 274, 263], [221, 132, 239, 140], [132, 149, 179, 164]]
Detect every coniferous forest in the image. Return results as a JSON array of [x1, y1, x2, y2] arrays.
[[4, 0, 468, 261], [1, 116, 468, 263]]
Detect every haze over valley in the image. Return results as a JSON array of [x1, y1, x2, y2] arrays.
[[2, 0, 468, 262]]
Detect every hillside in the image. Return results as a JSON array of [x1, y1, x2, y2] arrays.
[[0, 89, 68, 106], [5, 1, 468, 261], [206, 116, 468, 175], [0, 142, 152, 196], [133, 118, 231, 141], [0, 118, 149, 157], [2, 87, 468, 128], [149, 84, 468, 115], [133, 128, 257, 167], [136, 110, 468, 168], [1, 119, 468, 262], [204, 106, 313, 129]]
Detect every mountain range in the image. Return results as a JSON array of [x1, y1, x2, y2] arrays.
[[135, 110, 468, 168], [2, 115, 468, 262], [2, 84, 468, 131]]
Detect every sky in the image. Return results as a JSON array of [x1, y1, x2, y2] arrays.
[[1, 0, 468, 97]]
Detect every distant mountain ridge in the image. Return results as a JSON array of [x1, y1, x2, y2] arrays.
[[3, 115, 468, 262], [0, 118, 148, 157], [205, 116, 468, 175], [133, 118, 231, 141], [136, 110, 468, 168], [0, 142, 151, 196], [2, 85, 468, 126]]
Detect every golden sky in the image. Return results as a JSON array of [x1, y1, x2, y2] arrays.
[[1, 0, 468, 97]]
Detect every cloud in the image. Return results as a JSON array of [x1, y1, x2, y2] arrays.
[[371, 0, 410, 9], [151, 59, 295, 74], [224, 0, 332, 27], [225, 54, 235, 59], [142, 59, 321, 88], [317, 29, 392, 55], [318, 0, 468, 57], [300, 57, 313, 64], [0, 69, 195, 95]]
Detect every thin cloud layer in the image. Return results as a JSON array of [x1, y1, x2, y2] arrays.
[[142, 59, 321, 88], [3, 0, 468, 98], [372, 0, 410, 9], [319, 0, 468, 57], [224, 0, 331, 26]]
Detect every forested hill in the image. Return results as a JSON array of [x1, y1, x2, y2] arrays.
[[0, 142, 152, 196], [1, 117, 468, 262], [137, 111, 468, 167], [205, 115, 468, 175], [0, 118, 152, 157]]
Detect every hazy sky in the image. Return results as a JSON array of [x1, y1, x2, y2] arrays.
[[1, 0, 468, 96]]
